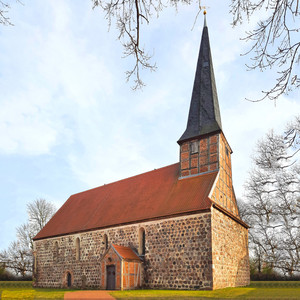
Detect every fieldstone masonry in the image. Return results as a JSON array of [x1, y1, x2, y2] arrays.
[[211, 207, 250, 289], [33, 210, 249, 290]]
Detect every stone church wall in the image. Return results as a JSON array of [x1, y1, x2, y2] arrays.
[[211, 207, 250, 289], [34, 211, 213, 290]]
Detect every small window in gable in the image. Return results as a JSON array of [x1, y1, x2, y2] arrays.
[[191, 141, 198, 154], [75, 238, 80, 261]]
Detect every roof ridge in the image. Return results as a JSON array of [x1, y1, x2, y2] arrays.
[[70, 162, 179, 197]]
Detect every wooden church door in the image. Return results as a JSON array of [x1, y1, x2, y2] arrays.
[[106, 265, 115, 290]]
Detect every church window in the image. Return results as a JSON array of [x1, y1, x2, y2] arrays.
[[103, 234, 108, 250], [138, 227, 145, 255], [75, 238, 80, 261], [191, 141, 198, 154], [54, 241, 58, 261]]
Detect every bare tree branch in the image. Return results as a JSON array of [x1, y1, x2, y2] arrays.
[[230, 0, 300, 102], [0, 241, 32, 276], [91, 0, 194, 90], [0, 1, 13, 26], [27, 198, 56, 232]]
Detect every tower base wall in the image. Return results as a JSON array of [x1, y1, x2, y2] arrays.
[[211, 207, 250, 289]]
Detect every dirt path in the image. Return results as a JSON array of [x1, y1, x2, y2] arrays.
[[64, 290, 116, 299]]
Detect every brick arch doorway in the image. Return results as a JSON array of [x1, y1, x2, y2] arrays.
[[106, 265, 115, 290]]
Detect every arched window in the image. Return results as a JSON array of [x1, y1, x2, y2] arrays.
[[54, 241, 58, 261], [138, 227, 145, 255], [75, 238, 80, 261], [103, 234, 108, 250]]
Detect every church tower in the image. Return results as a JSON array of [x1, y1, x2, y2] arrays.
[[178, 14, 239, 217]]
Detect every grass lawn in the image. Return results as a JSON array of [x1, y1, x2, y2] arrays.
[[111, 282, 300, 299], [0, 281, 299, 299], [0, 281, 78, 299]]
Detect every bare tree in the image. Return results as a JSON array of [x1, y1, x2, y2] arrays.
[[230, 0, 300, 102], [243, 116, 300, 276], [16, 198, 57, 250], [0, 198, 57, 275], [16, 222, 36, 251], [0, 241, 32, 277], [27, 198, 57, 233]]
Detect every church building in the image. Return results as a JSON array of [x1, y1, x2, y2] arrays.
[[33, 15, 250, 290]]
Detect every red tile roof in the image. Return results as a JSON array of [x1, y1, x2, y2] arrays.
[[34, 163, 217, 240], [112, 244, 141, 260]]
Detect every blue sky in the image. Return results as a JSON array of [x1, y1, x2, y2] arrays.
[[1, 0, 299, 250]]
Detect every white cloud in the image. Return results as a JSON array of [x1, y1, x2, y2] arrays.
[[0, 1, 113, 155], [0, 86, 58, 155]]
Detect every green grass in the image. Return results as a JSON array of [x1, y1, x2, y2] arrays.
[[0, 281, 299, 299], [111, 282, 300, 299], [111, 288, 255, 299], [0, 281, 78, 299]]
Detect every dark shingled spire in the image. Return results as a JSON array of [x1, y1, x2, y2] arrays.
[[178, 16, 222, 143]]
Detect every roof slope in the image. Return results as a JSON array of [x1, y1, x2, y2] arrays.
[[34, 163, 217, 240], [112, 244, 141, 260], [178, 17, 222, 143]]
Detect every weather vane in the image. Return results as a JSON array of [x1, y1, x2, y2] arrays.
[[199, 0, 210, 15], [192, 2, 210, 30]]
